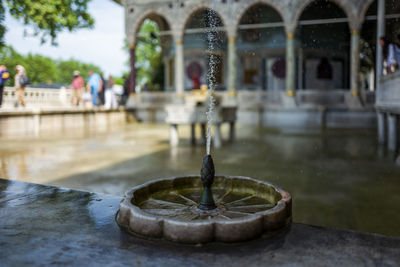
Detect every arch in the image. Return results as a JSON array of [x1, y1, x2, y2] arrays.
[[362, 0, 400, 35], [130, 10, 173, 45], [185, 9, 224, 29], [347, 0, 375, 31], [235, 2, 286, 91], [180, 6, 228, 91], [294, 0, 353, 29], [179, 5, 228, 39], [358, 0, 400, 91], [363, 0, 400, 17], [234, 0, 285, 31], [129, 10, 174, 92], [358, 0, 375, 19], [298, 0, 352, 90]]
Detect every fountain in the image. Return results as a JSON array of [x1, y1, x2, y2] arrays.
[[117, 162, 291, 243], [117, 153, 291, 244], [117, 7, 291, 243]]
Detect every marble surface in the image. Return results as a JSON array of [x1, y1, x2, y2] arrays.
[[1, 178, 399, 266]]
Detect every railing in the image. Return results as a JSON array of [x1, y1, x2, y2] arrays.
[[130, 92, 178, 107], [376, 72, 400, 151], [128, 89, 375, 109], [2, 87, 73, 108], [1, 87, 376, 110], [296, 89, 346, 107], [377, 72, 400, 108]]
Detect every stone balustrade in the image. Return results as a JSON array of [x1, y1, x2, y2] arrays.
[[0, 107, 128, 137], [376, 72, 400, 154], [376, 72, 400, 108], [128, 90, 375, 109], [0, 87, 128, 137], [1, 87, 73, 108], [1, 87, 375, 111], [0, 88, 377, 129], [127, 90, 376, 128]]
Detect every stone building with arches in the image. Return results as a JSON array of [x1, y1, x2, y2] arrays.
[[116, 0, 400, 127]]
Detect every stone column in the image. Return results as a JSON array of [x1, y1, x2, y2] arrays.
[[170, 124, 179, 146], [376, 0, 385, 91], [213, 124, 222, 148], [298, 48, 303, 90], [129, 45, 136, 94], [229, 122, 235, 142], [377, 112, 386, 144], [286, 33, 296, 97], [175, 41, 184, 96], [164, 57, 169, 90], [201, 123, 206, 144], [387, 114, 398, 151], [350, 30, 360, 98], [191, 124, 196, 145], [227, 37, 237, 96]]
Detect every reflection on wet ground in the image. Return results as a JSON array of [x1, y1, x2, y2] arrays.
[[1, 123, 400, 236]]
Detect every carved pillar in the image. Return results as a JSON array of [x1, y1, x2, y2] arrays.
[[387, 114, 398, 151], [377, 112, 386, 144], [227, 37, 237, 95], [286, 33, 296, 96], [175, 41, 184, 95], [376, 0, 385, 91], [129, 45, 136, 94], [350, 30, 360, 98]]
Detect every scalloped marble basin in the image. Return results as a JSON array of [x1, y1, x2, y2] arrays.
[[117, 175, 291, 243]]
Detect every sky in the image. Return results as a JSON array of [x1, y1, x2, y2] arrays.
[[4, 0, 127, 77]]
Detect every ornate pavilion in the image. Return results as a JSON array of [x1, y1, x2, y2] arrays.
[[115, 0, 400, 127]]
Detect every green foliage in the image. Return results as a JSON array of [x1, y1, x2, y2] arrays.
[[113, 76, 124, 85], [0, 45, 103, 85], [0, 46, 25, 85], [0, 3, 5, 47], [135, 19, 164, 91], [56, 59, 102, 84], [25, 53, 58, 84], [2, 0, 94, 46]]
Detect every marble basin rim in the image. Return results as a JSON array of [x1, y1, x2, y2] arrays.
[[117, 175, 292, 244]]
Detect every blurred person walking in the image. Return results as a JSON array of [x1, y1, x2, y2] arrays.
[[99, 73, 106, 106], [82, 87, 92, 109], [0, 65, 10, 108], [71, 70, 84, 106], [104, 75, 117, 109], [14, 65, 29, 107], [122, 74, 130, 106], [86, 71, 103, 107], [380, 36, 400, 74]]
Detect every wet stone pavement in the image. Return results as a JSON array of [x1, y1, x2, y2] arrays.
[[1, 123, 400, 238], [0, 178, 399, 266]]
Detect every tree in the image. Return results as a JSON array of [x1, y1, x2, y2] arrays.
[[0, 46, 58, 84], [26, 54, 58, 84], [0, 45, 25, 84], [0, 0, 94, 46], [56, 59, 102, 84], [0, 3, 5, 47], [135, 19, 164, 91], [0, 45, 103, 85]]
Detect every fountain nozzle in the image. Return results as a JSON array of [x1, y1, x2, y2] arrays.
[[198, 154, 217, 210]]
